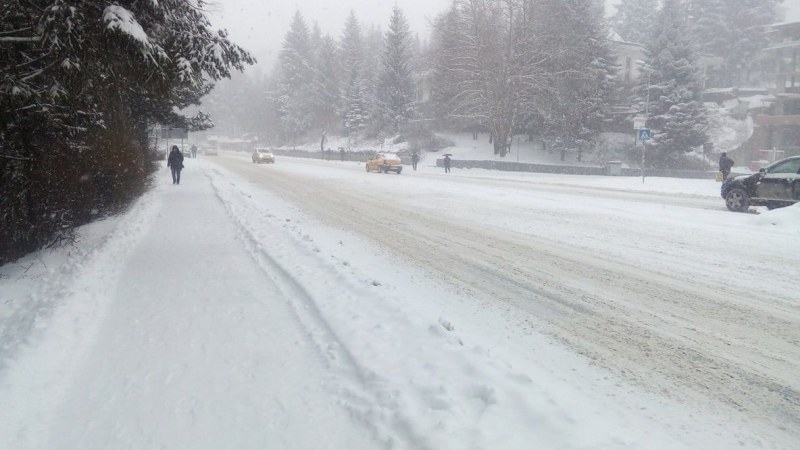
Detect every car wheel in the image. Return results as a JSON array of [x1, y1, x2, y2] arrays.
[[725, 187, 750, 212]]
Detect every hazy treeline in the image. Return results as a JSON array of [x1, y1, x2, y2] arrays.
[[0, 1, 253, 263], [207, 1, 616, 158], [206, 0, 782, 166]]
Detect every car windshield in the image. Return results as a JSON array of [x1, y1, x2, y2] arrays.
[[766, 158, 800, 174], [3, 1, 799, 449]]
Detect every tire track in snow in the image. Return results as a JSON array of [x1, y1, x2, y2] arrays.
[[214, 156, 799, 446], [205, 168, 430, 450]]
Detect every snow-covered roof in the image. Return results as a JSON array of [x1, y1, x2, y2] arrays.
[[607, 29, 625, 42]]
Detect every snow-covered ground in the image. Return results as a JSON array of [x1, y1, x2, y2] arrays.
[[1, 153, 798, 449]]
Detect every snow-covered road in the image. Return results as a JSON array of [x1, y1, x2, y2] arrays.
[[1, 152, 797, 449], [212, 153, 799, 446]]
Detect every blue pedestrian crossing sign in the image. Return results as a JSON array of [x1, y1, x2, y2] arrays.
[[638, 128, 652, 141]]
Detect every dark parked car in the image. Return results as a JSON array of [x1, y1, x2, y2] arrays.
[[721, 155, 800, 212]]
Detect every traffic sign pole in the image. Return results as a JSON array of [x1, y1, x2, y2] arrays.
[[642, 141, 647, 184]]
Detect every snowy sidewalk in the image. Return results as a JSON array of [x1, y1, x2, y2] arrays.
[[0, 168, 375, 449]]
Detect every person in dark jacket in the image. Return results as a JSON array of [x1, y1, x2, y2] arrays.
[[167, 145, 184, 184], [411, 151, 419, 171], [719, 152, 734, 181], [443, 155, 451, 173]]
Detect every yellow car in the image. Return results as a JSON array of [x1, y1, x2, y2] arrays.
[[366, 152, 402, 174]]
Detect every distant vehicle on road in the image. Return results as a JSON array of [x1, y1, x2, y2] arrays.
[[366, 152, 402, 174], [252, 148, 275, 164], [721, 155, 800, 212], [204, 147, 218, 156]]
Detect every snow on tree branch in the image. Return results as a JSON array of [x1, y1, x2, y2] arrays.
[[102, 5, 165, 62]]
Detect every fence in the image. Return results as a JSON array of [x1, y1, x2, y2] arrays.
[[259, 149, 717, 179], [270, 148, 411, 164], [434, 159, 718, 180]]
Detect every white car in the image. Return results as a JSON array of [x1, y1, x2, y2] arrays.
[[252, 148, 275, 164]]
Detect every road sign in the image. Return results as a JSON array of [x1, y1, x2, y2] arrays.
[[638, 128, 652, 141], [633, 116, 646, 130], [160, 128, 188, 139]]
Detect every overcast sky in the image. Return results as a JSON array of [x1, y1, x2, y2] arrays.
[[209, 0, 452, 71], [208, 0, 800, 73]]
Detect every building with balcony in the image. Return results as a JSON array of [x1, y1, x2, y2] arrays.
[[745, 21, 800, 168]]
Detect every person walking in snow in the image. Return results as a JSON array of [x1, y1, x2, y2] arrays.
[[443, 154, 451, 173], [719, 152, 734, 181], [167, 145, 184, 184], [191, 144, 197, 159], [411, 151, 419, 171], [340, 147, 346, 162]]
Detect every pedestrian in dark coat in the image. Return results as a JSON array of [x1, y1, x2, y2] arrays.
[[411, 151, 419, 171], [719, 152, 734, 181], [340, 148, 346, 162], [443, 155, 451, 173], [167, 145, 184, 184]]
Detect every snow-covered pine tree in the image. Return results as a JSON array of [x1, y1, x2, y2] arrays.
[[687, 0, 783, 87], [430, 6, 468, 131], [311, 33, 343, 133], [361, 25, 384, 138], [611, 0, 660, 44], [376, 6, 416, 135], [0, 0, 253, 263], [277, 11, 315, 145], [344, 79, 370, 135], [340, 11, 368, 138], [535, 0, 619, 162], [636, 0, 709, 168]]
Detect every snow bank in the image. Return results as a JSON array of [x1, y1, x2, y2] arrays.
[[756, 203, 800, 233]]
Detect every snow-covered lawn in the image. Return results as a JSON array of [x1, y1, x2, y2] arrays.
[[1, 154, 797, 449]]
